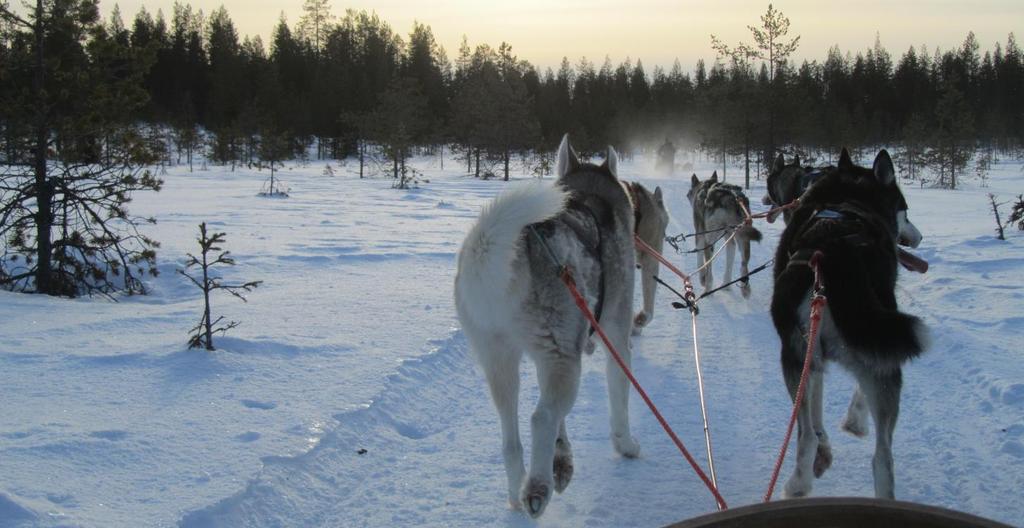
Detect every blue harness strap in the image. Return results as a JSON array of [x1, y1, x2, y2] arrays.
[[814, 209, 844, 220], [800, 169, 827, 193]]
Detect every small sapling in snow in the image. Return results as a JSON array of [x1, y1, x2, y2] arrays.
[[179, 223, 262, 350], [989, 194, 1007, 240]]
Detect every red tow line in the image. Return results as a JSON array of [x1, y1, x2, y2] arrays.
[[750, 198, 802, 221], [559, 267, 729, 511], [634, 236, 696, 293], [555, 201, 814, 509], [763, 250, 827, 502]]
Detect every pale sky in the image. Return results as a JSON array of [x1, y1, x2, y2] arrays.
[[101, 0, 1022, 72]]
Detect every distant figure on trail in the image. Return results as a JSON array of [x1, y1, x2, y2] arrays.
[[656, 137, 676, 175]]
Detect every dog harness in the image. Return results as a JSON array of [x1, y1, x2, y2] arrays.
[[800, 169, 828, 194], [786, 207, 874, 268]]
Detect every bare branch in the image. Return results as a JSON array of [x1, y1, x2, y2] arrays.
[[0, 4, 32, 29]]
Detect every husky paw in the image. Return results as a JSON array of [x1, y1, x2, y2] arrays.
[[782, 475, 812, 499], [740, 282, 751, 299], [814, 443, 833, 478], [553, 438, 573, 493], [632, 312, 649, 335], [841, 414, 869, 438], [553, 458, 573, 493], [584, 339, 596, 355], [521, 478, 552, 518], [612, 433, 641, 458]]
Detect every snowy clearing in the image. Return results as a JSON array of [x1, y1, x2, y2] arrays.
[[1, 154, 1022, 527]]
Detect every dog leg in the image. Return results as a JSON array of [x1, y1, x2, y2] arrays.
[[811, 370, 832, 478], [632, 253, 659, 335], [553, 419, 573, 493], [739, 236, 752, 298], [523, 353, 581, 518], [841, 386, 870, 438], [723, 235, 736, 287], [478, 338, 526, 510], [604, 325, 641, 458], [782, 349, 819, 499], [862, 369, 902, 499], [700, 237, 714, 291]]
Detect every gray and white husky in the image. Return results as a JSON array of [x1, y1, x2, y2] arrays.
[[454, 135, 639, 518], [770, 148, 928, 500], [687, 173, 763, 298], [624, 181, 669, 335]]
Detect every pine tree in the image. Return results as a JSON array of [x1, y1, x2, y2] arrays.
[[711, 3, 800, 171], [929, 76, 974, 189], [1008, 195, 1024, 231], [404, 22, 449, 144], [370, 77, 427, 185], [1, 0, 163, 297], [206, 6, 244, 166], [298, 0, 334, 56]]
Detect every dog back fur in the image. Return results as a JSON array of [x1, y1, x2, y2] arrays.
[[455, 181, 567, 329]]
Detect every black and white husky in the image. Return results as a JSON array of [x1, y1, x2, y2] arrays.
[[687, 173, 763, 298], [624, 181, 669, 335], [770, 148, 928, 500], [454, 135, 639, 517]]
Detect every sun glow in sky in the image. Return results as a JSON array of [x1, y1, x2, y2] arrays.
[[103, 0, 1022, 71]]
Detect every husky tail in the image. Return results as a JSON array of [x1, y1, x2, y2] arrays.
[[738, 224, 762, 243], [819, 251, 928, 366], [455, 182, 567, 327]]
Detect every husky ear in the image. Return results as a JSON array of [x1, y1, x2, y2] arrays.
[[654, 186, 663, 201], [691, 174, 699, 187], [838, 148, 853, 169], [603, 146, 619, 176], [773, 153, 785, 172], [710, 171, 718, 183], [555, 133, 580, 178], [873, 149, 896, 186]]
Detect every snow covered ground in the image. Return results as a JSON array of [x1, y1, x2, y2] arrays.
[[1, 152, 1022, 527]]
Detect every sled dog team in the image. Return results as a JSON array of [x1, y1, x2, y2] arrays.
[[454, 135, 927, 517]]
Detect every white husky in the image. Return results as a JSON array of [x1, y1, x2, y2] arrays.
[[454, 135, 639, 518]]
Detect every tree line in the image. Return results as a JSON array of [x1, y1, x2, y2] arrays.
[[1, 0, 1022, 296], [9, 2, 1022, 177]]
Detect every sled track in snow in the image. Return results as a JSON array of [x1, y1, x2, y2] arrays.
[[179, 331, 489, 527]]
